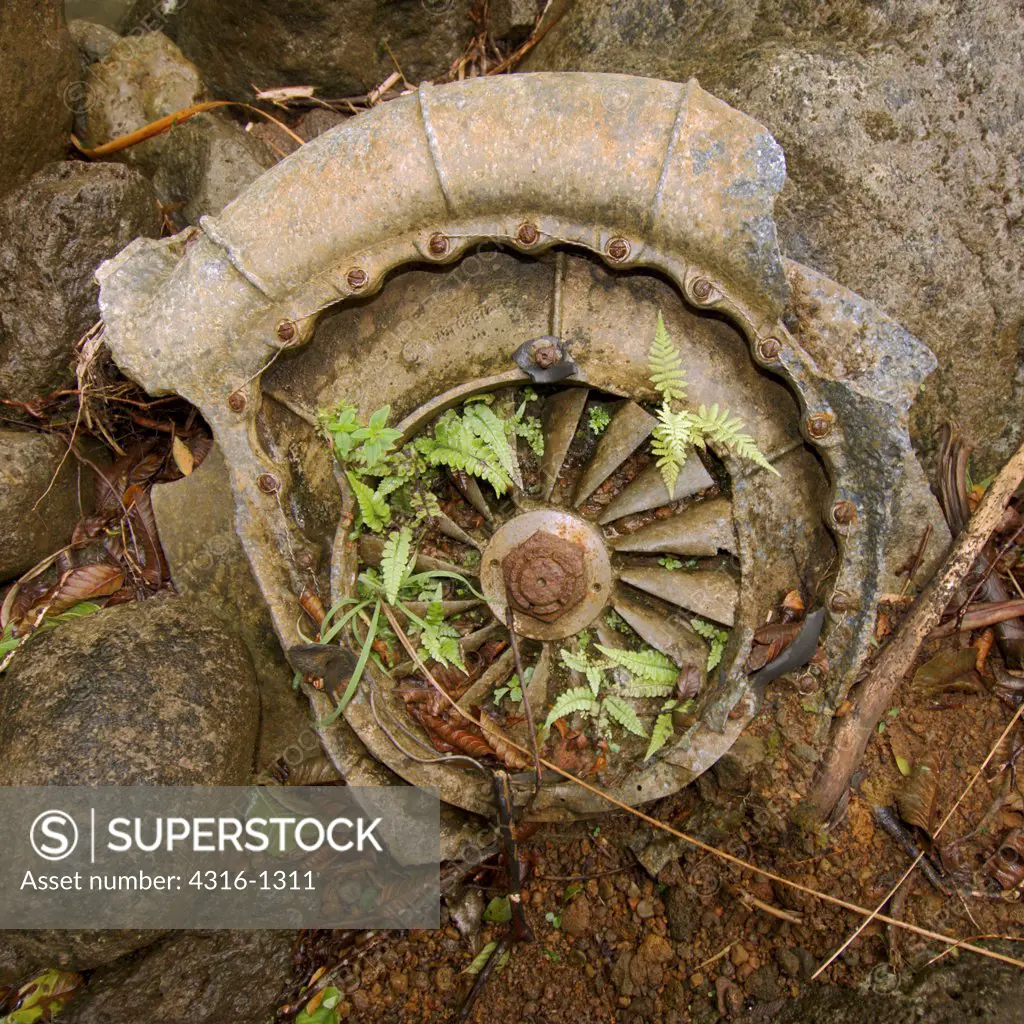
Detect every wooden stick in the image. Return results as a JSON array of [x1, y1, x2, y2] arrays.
[[805, 438, 1024, 822]]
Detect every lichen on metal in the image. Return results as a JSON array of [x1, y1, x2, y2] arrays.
[[96, 73, 948, 827]]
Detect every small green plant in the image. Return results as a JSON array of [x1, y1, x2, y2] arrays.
[[493, 666, 532, 706], [658, 555, 684, 571], [588, 405, 611, 435], [545, 910, 562, 929], [295, 987, 343, 1024], [690, 617, 729, 671], [648, 313, 778, 494], [546, 639, 684, 739]]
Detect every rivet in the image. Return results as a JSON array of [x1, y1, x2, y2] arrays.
[[757, 336, 782, 361], [531, 342, 559, 368], [830, 591, 857, 613], [257, 473, 280, 494], [832, 500, 857, 526], [227, 391, 247, 413], [691, 277, 714, 302], [606, 237, 630, 262], [516, 222, 539, 246], [427, 233, 449, 257], [276, 319, 297, 344], [807, 412, 833, 439], [346, 267, 368, 290]]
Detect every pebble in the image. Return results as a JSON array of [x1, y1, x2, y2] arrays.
[[434, 966, 455, 992], [390, 972, 408, 994], [730, 942, 750, 966], [636, 898, 656, 919]]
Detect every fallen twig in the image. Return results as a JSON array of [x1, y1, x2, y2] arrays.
[[806, 437, 1024, 822], [930, 600, 1024, 638]]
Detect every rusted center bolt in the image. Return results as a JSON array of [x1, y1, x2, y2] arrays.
[[516, 222, 539, 246], [346, 267, 368, 290], [606, 237, 630, 262], [531, 341, 559, 369], [502, 530, 587, 622], [428, 233, 449, 257]]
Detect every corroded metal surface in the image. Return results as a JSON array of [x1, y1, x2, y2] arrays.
[[95, 73, 949, 822]]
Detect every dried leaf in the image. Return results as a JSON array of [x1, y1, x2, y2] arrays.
[[420, 713, 495, 760], [171, 435, 194, 476], [32, 564, 124, 620], [975, 628, 995, 674], [285, 755, 342, 786], [897, 757, 938, 834], [912, 648, 978, 693], [745, 621, 802, 672], [478, 710, 530, 770], [781, 590, 805, 620]]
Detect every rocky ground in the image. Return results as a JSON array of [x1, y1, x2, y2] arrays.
[[1, 1, 1023, 1022]]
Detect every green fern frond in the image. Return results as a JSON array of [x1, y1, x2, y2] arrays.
[[560, 649, 605, 697], [691, 617, 729, 671], [692, 404, 779, 476], [463, 403, 522, 488], [644, 711, 675, 760], [595, 645, 677, 685], [381, 527, 414, 604], [514, 415, 545, 457], [651, 406, 696, 494], [415, 410, 514, 496], [602, 694, 649, 738], [543, 687, 600, 730], [615, 678, 676, 699], [346, 471, 390, 532], [648, 313, 687, 404]]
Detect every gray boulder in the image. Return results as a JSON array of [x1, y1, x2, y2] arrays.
[[0, 594, 260, 787], [0, 430, 86, 582], [0, 595, 260, 970], [173, 0, 477, 99], [525, 0, 1024, 474], [79, 31, 276, 221], [0, 1, 77, 199], [150, 445, 310, 769], [0, 161, 161, 402], [60, 931, 296, 1024]]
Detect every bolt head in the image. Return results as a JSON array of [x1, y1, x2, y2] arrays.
[[757, 336, 782, 361], [428, 233, 449, 257], [832, 500, 857, 526], [691, 277, 714, 302], [228, 391, 247, 412], [516, 223, 539, 246], [257, 473, 280, 494], [502, 530, 587, 622], [606, 237, 630, 262], [276, 320, 297, 343], [807, 413, 833, 439], [531, 342, 559, 369], [346, 267, 368, 290]]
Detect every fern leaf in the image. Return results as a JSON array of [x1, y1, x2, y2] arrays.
[[464, 403, 522, 488], [602, 694, 649, 738], [415, 411, 513, 496], [648, 313, 687, 403], [595, 644, 677, 685], [645, 711, 675, 760], [543, 687, 600, 730], [651, 406, 695, 494], [615, 678, 676, 699], [691, 618, 729, 671], [381, 527, 414, 604], [692, 404, 779, 476], [346, 471, 390, 532]]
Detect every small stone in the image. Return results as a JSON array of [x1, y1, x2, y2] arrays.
[[730, 942, 749, 966], [561, 895, 592, 937], [411, 970, 429, 991], [350, 990, 369, 1013], [390, 972, 408, 994], [690, 972, 706, 989], [776, 946, 801, 978], [636, 898, 656, 919], [666, 886, 698, 943], [434, 966, 455, 992], [745, 964, 782, 1002]]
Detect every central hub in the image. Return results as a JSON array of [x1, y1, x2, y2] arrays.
[[502, 530, 587, 622], [480, 509, 612, 641]]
